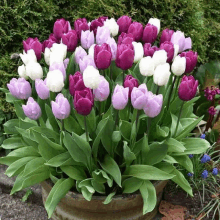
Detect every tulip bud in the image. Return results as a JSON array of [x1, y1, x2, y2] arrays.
[[132, 42, 144, 63], [79, 55, 96, 73], [139, 56, 155, 77], [152, 50, 167, 67], [127, 22, 143, 42], [159, 41, 174, 63], [49, 62, 66, 80], [171, 56, 186, 76], [143, 43, 158, 57], [35, 79, 50, 100], [69, 71, 86, 96], [61, 30, 78, 52], [118, 32, 134, 45], [88, 44, 96, 59], [90, 19, 104, 36], [75, 46, 87, 64], [160, 28, 174, 45], [117, 15, 132, 33], [74, 18, 89, 38], [20, 49, 37, 65], [81, 30, 95, 49], [148, 18, 160, 34], [51, 93, 71, 119], [178, 75, 198, 101], [131, 84, 148, 110], [94, 75, 110, 101], [112, 85, 129, 110], [22, 97, 42, 120], [23, 37, 42, 60], [26, 62, 43, 80], [104, 18, 119, 37], [53, 18, 71, 40], [74, 88, 94, 115], [153, 63, 171, 86], [83, 66, 100, 89], [18, 64, 28, 79], [124, 75, 139, 98], [179, 51, 198, 73], [96, 26, 111, 45], [7, 78, 32, 99], [142, 23, 158, 44], [106, 37, 117, 60], [144, 92, 163, 117], [46, 70, 64, 92]]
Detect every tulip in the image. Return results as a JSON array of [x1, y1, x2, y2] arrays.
[[48, 33, 58, 43], [46, 70, 64, 92], [124, 75, 139, 98], [74, 18, 89, 38], [98, 16, 108, 23], [96, 26, 111, 45], [173, 44, 179, 59], [20, 49, 37, 65], [139, 56, 155, 77], [93, 75, 110, 101], [159, 41, 174, 63], [144, 92, 163, 118], [112, 85, 129, 110], [171, 31, 192, 53], [116, 44, 134, 70], [104, 18, 119, 37], [142, 23, 158, 44], [154, 63, 171, 86], [35, 79, 50, 100], [42, 37, 56, 52], [94, 43, 112, 69], [88, 44, 95, 59], [64, 58, 69, 69], [178, 75, 198, 101], [44, 48, 51, 65], [49, 43, 67, 65], [117, 15, 132, 33], [18, 64, 28, 79], [74, 88, 94, 115], [148, 18, 160, 34], [90, 19, 104, 36], [75, 46, 87, 64], [160, 28, 174, 45], [79, 55, 96, 73], [132, 42, 144, 63], [53, 18, 71, 40], [143, 43, 158, 57], [69, 71, 86, 96], [22, 97, 42, 120], [152, 50, 167, 67], [179, 51, 198, 73], [171, 56, 186, 76], [81, 30, 95, 49], [51, 43, 67, 60], [117, 32, 134, 45], [61, 30, 78, 52], [131, 84, 148, 110], [106, 37, 117, 60], [49, 62, 66, 80], [51, 93, 71, 119], [127, 22, 143, 41], [7, 78, 32, 100], [26, 62, 43, 80], [23, 37, 42, 60], [83, 66, 100, 89]]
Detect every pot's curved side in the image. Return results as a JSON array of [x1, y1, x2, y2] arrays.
[[41, 180, 168, 220]]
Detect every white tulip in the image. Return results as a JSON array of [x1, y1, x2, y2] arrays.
[[171, 56, 186, 76], [19, 49, 37, 65], [51, 43, 67, 60], [104, 18, 119, 37], [46, 70, 64, 92], [44, 48, 51, 65], [18, 64, 28, 79], [139, 57, 155, 76], [154, 63, 171, 86], [152, 50, 167, 67], [88, 44, 96, 59], [49, 52, 64, 66], [173, 44, 179, 60], [132, 42, 144, 63], [148, 18, 160, 34], [26, 62, 43, 80], [83, 66, 100, 89]]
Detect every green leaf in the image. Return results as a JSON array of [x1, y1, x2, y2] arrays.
[[172, 155, 193, 173], [103, 191, 116, 204], [0, 156, 22, 166], [14, 102, 25, 119], [156, 125, 169, 138], [133, 61, 145, 83], [123, 141, 136, 166], [4, 119, 19, 134], [21, 189, 33, 202], [81, 187, 93, 201], [133, 134, 149, 156], [166, 138, 186, 153], [170, 113, 183, 137], [122, 177, 143, 193], [2, 137, 24, 149], [86, 108, 96, 133], [92, 169, 112, 186], [91, 179, 105, 194], [41, 134, 64, 151], [112, 131, 121, 143], [61, 166, 87, 180], [64, 115, 83, 135], [163, 155, 178, 164], [45, 104, 59, 133], [19, 118, 38, 130], [6, 93, 19, 103], [120, 120, 132, 141]]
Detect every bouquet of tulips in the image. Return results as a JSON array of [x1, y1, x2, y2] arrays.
[[0, 15, 211, 218]]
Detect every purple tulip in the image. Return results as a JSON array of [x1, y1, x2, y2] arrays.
[[69, 71, 86, 96], [112, 85, 129, 110], [81, 30, 95, 49], [179, 51, 198, 73], [98, 16, 108, 23], [178, 75, 198, 101], [127, 22, 143, 42], [94, 43, 112, 70], [160, 28, 174, 45], [23, 37, 42, 60], [117, 16, 132, 33], [74, 88, 94, 115], [7, 78, 32, 100], [35, 79, 49, 100], [96, 26, 111, 45], [106, 37, 117, 60], [118, 32, 134, 45], [51, 93, 71, 120], [22, 97, 41, 120], [79, 55, 96, 73], [74, 18, 89, 38], [75, 46, 87, 64], [171, 31, 192, 53], [90, 19, 104, 36], [142, 23, 158, 44], [116, 44, 134, 70], [93, 75, 110, 101], [42, 38, 56, 52], [53, 18, 71, 40], [144, 92, 163, 118], [159, 41, 174, 63], [131, 84, 148, 110], [49, 62, 66, 80], [123, 75, 139, 98], [64, 58, 69, 69], [143, 43, 159, 57], [61, 30, 78, 52]]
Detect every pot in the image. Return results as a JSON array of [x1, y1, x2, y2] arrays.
[[41, 180, 168, 220]]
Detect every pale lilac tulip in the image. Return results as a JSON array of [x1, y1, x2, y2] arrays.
[[112, 85, 129, 110], [75, 46, 87, 64], [22, 97, 41, 120], [79, 55, 96, 73], [93, 76, 110, 101], [81, 30, 95, 49], [96, 26, 111, 45], [106, 37, 117, 60], [35, 79, 50, 100], [64, 58, 69, 69], [131, 84, 148, 110], [49, 62, 66, 80]]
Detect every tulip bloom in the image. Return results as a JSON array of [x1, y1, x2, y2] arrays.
[[124, 75, 139, 98], [90, 18, 105, 35], [23, 37, 42, 60], [53, 18, 71, 40], [79, 55, 96, 73], [171, 56, 186, 76], [178, 75, 198, 101], [69, 72, 86, 96], [88, 44, 96, 59], [42, 34, 57, 52], [46, 70, 64, 92], [96, 26, 111, 45], [93, 76, 110, 101], [117, 15, 132, 33], [131, 84, 148, 110], [75, 46, 87, 64], [154, 63, 171, 86], [35, 79, 50, 100], [49, 62, 66, 80], [81, 30, 95, 49], [64, 58, 69, 69], [51, 93, 71, 120], [18, 65, 28, 79], [83, 66, 100, 89], [179, 51, 198, 73], [62, 30, 78, 52], [74, 88, 94, 115], [159, 41, 174, 63], [112, 85, 129, 110], [160, 28, 174, 45], [142, 23, 158, 44], [148, 18, 160, 34], [127, 22, 143, 41], [104, 18, 119, 37], [20, 49, 37, 65], [106, 37, 117, 60], [26, 62, 43, 80], [74, 18, 89, 38], [152, 50, 167, 67], [118, 32, 134, 45], [139, 56, 155, 77], [132, 42, 144, 63], [143, 43, 158, 57]]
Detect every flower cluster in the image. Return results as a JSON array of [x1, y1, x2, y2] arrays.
[[204, 86, 220, 101]]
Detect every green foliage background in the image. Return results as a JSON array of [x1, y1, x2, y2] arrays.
[[0, 0, 220, 111]]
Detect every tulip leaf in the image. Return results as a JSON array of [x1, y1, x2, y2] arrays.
[[64, 115, 83, 135], [123, 141, 136, 167], [171, 155, 193, 173], [45, 104, 60, 133], [1, 137, 24, 149], [61, 166, 87, 180], [133, 134, 149, 156], [3, 119, 20, 134], [115, 72, 124, 86], [122, 177, 143, 194], [166, 138, 186, 153], [7, 146, 40, 158], [91, 179, 105, 194], [170, 113, 184, 137], [103, 191, 116, 205], [14, 102, 25, 119], [133, 61, 145, 83], [120, 120, 132, 141]]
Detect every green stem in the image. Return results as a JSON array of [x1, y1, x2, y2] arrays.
[[166, 75, 177, 111], [156, 85, 160, 95], [172, 76, 180, 102], [136, 110, 140, 131], [147, 117, 151, 135], [143, 76, 148, 84], [84, 116, 89, 142], [61, 119, 64, 131], [114, 110, 119, 130], [174, 101, 184, 137], [123, 70, 125, 84]]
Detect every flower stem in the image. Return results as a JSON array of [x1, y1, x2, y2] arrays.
[[147, 117, 151, 135], [114, 110, 119, 130], [123, 70, 125, 84], [156, 85, 160, 95], [136, 110, 140, 132], [84, 116, 89, 142], [166, 75, 177, 111], [171, 76, 180, 102], [174, 101, 184, 137], [61, 119, 64, 131]]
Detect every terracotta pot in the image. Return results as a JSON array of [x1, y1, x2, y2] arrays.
[[41, 180, 168, 220]]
